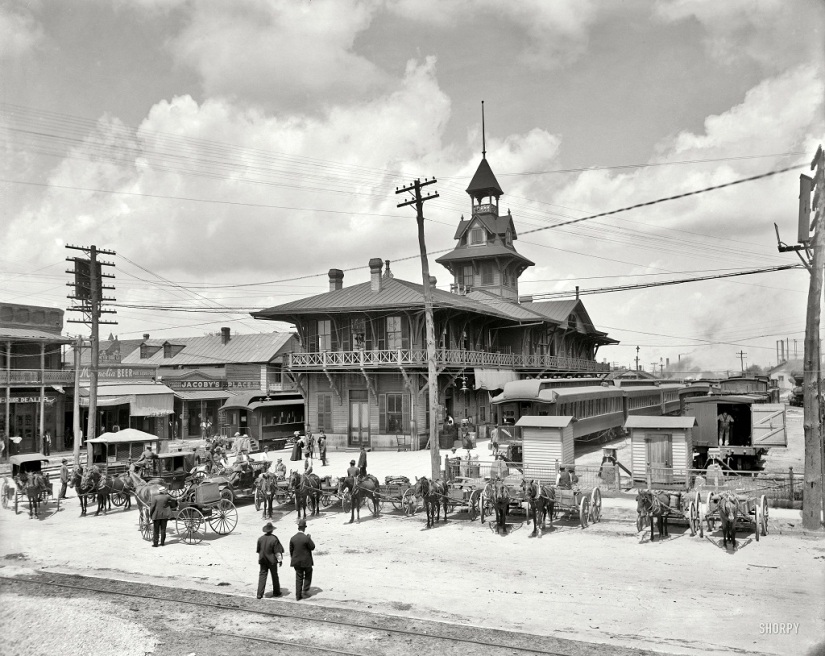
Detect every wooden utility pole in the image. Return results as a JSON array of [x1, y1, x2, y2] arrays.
[[72, 336, 82, 466], [397, 178, 440, 480], [777, 145, 824, 529], [736, 350, 747, 373], [635, 346, 640, 371], [66, 244, 117, 442]]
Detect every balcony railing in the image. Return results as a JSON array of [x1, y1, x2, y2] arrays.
[[286, 349, 609, 372], [0, 369, 76, 385]]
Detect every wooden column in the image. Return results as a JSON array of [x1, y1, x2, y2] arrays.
[[39, 343, 45, 453], [4, 341, 10, 459]]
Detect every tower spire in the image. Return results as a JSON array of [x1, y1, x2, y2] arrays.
[[481, 100, 486, 159]]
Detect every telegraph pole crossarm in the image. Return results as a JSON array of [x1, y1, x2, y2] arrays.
[[396, 178, 441, 480]]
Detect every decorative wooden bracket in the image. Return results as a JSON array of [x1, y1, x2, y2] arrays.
[[417, 365, 446, 397], [322, 366, 343, 405], [360, 366, 377, 402], [283, 369, 307, 398]]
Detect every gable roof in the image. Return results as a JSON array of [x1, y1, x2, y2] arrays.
[[435, 242, 535, 266], [120, 332, 296, 366], [466, 157, 504, 197], [465, 290, 546, 321]]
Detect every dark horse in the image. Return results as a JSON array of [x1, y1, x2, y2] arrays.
[[71, 466, 95, 516], [717, 492, 738, 550], [81, 466, 111, 516], [338, 474, 380, 524], [256, 470, 278, 519], [413, 476, 448, 529], [106, 471, 135, 510], [521, 478, 555, 537], [636, 489, 670, 542], [289, 471, 322, 520], [486, 478, 510, 535], [16, 472, 46, 519]]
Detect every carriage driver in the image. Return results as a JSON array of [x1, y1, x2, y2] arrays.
[[274, 458, 287, 480], [346, 460, 360, 479], [133, 446, 157, 475]]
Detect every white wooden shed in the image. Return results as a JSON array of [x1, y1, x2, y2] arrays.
[[516, 415, 575, 473], [624, 415, 697, 484]]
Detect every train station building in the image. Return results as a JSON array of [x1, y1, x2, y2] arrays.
[[253, 154, 617, 451]]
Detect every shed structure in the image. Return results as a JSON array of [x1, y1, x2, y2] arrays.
[[624, 416, 697, 484], [516, 415, 574, 476]]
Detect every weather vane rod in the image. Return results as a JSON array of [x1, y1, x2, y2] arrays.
[[481, 100, 486, 159]]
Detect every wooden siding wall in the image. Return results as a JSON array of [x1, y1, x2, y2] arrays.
[[630, 428, 690, 478], [522, 424, 574, 473]]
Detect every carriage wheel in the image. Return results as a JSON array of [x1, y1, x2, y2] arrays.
[[760, 495, 769, 537], [111, 492, 127, 508], [402, 488, 416, 516], [468, 489, 480, 522], [688, 502, 699, 537], [220, 487, 234, 503], [176, 507, 205, 545], [208, 500, 238, 535], [320, 493, 332, 508], [254, 487, 262, 512], [589, 488, 602, 523], [168, 484, 189, 501], [139, 507, 152, 542], [579, 497, 589, 529], [390, 494, 405, 511], [1, 482, 8, 509]]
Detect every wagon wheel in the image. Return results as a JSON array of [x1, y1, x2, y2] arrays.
[[176, 507, 205, 545], [760, 495, 769, 537], [254, 487, 262, 512], [219, 487, 234, 503], [1, 482, 8, 509], [168, 484, 190, 501], [589, 488, 602, 523], [390, 490, 405, 511], [579, 497, 590, 529], [402, 488, 417, 516], [320, 493, 332, 508], [468, 489, 480, 522], [688, 502, 699, 537], [139, 507, 152, 542], [111, 492, 127, 508], [208, 500, 238, 535]]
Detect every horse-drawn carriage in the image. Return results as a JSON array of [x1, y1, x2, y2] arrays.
[[695, 476, 770, 547], [204, 454, 273, 503], [1, 454, 58, 516]]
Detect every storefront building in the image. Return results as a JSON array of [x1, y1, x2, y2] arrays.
[[252, 155, 617, 451], [1, 302, 73, 455]]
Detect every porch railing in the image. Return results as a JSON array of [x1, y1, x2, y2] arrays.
[[286, 349, 608, 372]]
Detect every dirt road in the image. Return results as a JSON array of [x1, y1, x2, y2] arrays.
[[1, 481, 822, 656]]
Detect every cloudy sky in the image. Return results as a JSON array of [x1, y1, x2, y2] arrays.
[[1, 0, 823, 374]]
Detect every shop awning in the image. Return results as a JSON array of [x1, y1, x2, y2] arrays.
[[87, 428, 160, 444], [248, 399, 304, 411], [79, 384, 174, 417], [173, 390, 233, 401], [473, 368, 520, 391]]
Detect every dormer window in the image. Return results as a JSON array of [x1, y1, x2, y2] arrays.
[[140, 344, 149, 359], [163, 343, 172, 358], [568, 313, 577, 328], [506, 230, 512, 246], [471, 228, 483, 244]]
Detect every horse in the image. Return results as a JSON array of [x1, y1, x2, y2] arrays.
[[71, 466, 95, 516], [81, 466, 111, 516], [289, 471, 322, 520], [16, 472, 46, 519], [256, 470, 279, 519], [486, 478, 510, 535], [717, 492, 738, 550], [521, 479, 554, 536], [412, 476, 448, 529], [106, 471, 135, 510], [338, 474, 380, 524], [636, 489, 670, 542]]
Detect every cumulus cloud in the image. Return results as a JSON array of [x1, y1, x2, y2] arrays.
[[389, 0, 598, 69], [0, 5, 43, 59], [169, 0, 388, 110], [654, 0, 824, 71]]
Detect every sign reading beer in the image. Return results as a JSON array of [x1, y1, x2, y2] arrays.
[[78, 365, 156, 381]]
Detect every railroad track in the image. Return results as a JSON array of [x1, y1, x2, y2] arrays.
[[0, 572, 655, 656]]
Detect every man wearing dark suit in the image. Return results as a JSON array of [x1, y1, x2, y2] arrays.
[[289, 519, 315, 600], [59, 459, 70, 499], [150, 486, 175, 547], [256, 522, 284, 599], [357, 446, 367, 477], [346, 460, 360, 479]]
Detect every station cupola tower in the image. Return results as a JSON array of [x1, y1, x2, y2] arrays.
[[436, 104, 534, 300]]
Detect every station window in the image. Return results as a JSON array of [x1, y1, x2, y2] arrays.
[[471, 228, 483, 244]]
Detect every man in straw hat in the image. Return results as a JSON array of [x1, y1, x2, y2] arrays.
[[289, 518, 315, 600], [150, 485, 176, 547], [256, 522, 284, 599]]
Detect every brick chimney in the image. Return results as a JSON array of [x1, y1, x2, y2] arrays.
[[328, 269, 344, 292], [143, 334, 150, 340], [369, 258, 384, 292], [221, 327, 231, 344]]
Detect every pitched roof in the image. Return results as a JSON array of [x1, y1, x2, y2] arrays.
[[435, 242, 535, 266], [465, 290, 545, 321], [252, 277, 520, 321], [0, 327, 73, 343], [466, 157, 504, 197], [120, 332, 296, 366]]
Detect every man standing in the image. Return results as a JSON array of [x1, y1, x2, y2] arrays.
[[346, 459, 360, 479], [357, 445, 367, 478], [149, 485, 175, 547], [717, 411, 734, 446], [289, 519, 315, 600], [318, 430, 327, 466], [306, 426, 314, 458], [256, 522, 284, 599], [59, 459, 70, 499], [43, 431, 51, 456]]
